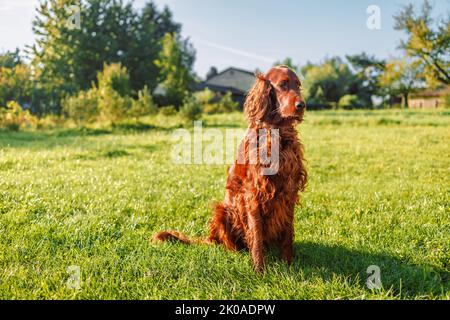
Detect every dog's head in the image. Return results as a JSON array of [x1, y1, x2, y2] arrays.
[[244, 65, 306, 125]]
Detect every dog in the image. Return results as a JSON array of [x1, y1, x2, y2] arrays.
[[153, 66, 307, 272]]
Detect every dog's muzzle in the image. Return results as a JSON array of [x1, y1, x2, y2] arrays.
[[295, 101, 306, 110]]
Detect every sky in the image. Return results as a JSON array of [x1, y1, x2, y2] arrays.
[[0, 0, 449, 78]]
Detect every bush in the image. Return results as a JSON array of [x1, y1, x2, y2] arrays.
[[97, 63, 131, 97], [96, 63, 133, 123], [97, 88, 133, 123], [128, 86, 158, 120], [179, 95, 202, 122], [202, 103, 221, 115], [195, 88, 215, 106], [0, 64, 32, 108], [159, 105, 177, 116], [62, 63, 136, 124], [36, 115, 65, 130], [0, 101, 38, 131], [338, 94, 364, 109], [61, 88, 99, 124], [444, 94, 450, 109], [196, 89, 238, 114], [217, 92, 238, 113]]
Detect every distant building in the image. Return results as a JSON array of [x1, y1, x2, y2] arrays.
[[409, 86, 450, 109], [197, 67, 256, 108]]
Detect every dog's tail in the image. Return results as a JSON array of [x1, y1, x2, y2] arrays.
[[151, 230, 211, 245]]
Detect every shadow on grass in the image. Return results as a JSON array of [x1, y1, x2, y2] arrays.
[[0, 119, 248, 150], [0, 123, 178, 149], [201, 121, 245, 129], [111, 122, 183, 132], [290, 241, 449, 298], [0, 128, 112, 149]]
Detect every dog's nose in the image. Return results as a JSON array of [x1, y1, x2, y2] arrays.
[[295, 101, 306, 110]]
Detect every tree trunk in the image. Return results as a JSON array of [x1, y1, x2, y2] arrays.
[[401, 92, 409, 109]]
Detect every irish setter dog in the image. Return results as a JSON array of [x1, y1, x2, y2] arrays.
[[153, 66, 307, 272]]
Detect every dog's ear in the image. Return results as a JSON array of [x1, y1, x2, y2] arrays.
[[244, 73, 273, 124]]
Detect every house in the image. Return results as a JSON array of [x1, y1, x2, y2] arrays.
[[408, 86, 450, 109], [197, 67, 256, 108]]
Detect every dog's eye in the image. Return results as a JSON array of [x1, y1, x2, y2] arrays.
[[280, 81, 288, 89]]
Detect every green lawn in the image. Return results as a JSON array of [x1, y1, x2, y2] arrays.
[[0, 109, 449, 299]]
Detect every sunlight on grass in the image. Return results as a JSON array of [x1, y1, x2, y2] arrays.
[[0, 109, 449, 299]]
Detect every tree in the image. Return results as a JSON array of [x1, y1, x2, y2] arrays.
[[0, 49, 21, 68], [154, 33, 195, 107], [302, 57, 354, 107], [379, 59, 424, 108], [0, 63, 32, 107], [346, 52, 386, 107], [338, 95, 364, 109], [30, 0, 84, 111], [96, 63, 133, 122], [394, 0, 450, 86], [30, 0, 194, 113], [129, 2, 184, 91], [273, 57, 299, 73]]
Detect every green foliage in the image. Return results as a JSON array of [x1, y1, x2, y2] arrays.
[[128, 86, 158, 120], [95, 63, 133, 123], [444, 94, 450, 108], [61, 63, 133, 124], [302, 57, 354, 107], [394, 0, 450, 86], [97, 63, 131, 97], [195, 89, 238, 114], [0, 111, 448, 299], [154, 33, 195, 107], [0, 101, 37, 131], [135, 2, 192, 91], [159, 105, 177, 116], [0, 49, 21, 68], [346, 52, 386, 107], [338, 95, 364, 110], [194, 88, 215, 106], [379, 59, 424, 108], [179, 95, 202, 122], [62, 63, 155, 125], [61, 88, 99, 124], [30, 0, 194, 113], [306, 86, 328, 107], [218, 92, 239, 113], [97, 90, 133, 124], [273, 57, 300, 73], [0, 64, 32, 107]]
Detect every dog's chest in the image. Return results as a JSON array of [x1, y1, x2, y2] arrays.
[[277, 139, 302, 181]]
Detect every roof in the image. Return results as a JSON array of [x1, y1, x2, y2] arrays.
[[201, 67, 255, 94], [153, 84, 166, 96], [410, 86, 450, 99]]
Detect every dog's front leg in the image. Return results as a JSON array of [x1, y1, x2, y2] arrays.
[[279, 227, 294, 265], [247, 210, 265, 272]]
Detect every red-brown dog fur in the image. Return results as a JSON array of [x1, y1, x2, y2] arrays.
[[153, 66, 307, 272]]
